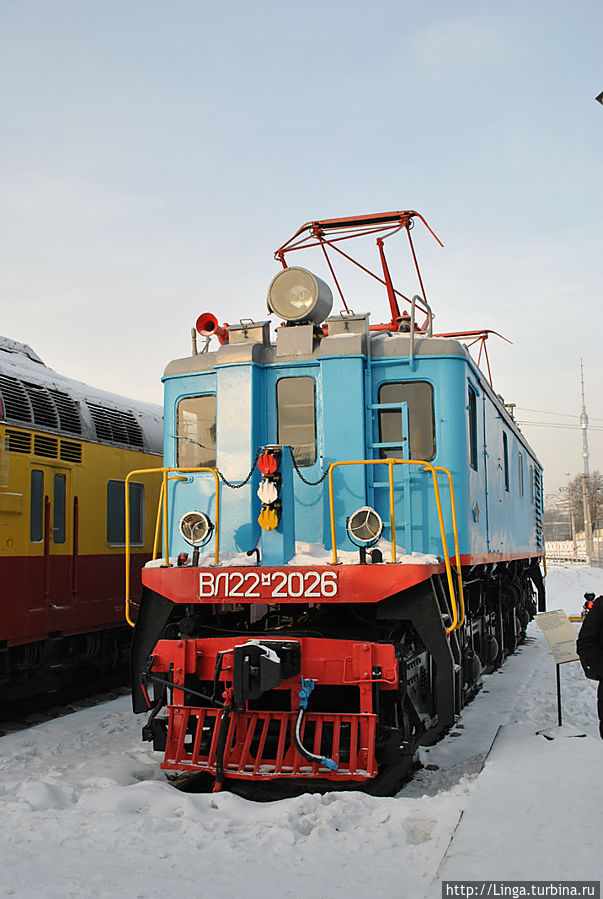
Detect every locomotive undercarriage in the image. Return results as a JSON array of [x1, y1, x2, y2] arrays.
[[133, 558, 541, 796], [0, 627, 131, 704]]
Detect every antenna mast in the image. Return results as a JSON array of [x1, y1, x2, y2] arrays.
[[580, 359, 593, 562]]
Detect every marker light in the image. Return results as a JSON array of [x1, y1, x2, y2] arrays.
[[178, 511, 214, 547], [257, 480, 278, 504], [258, 507, 279, 531], [258, 450, 279, 476], [346, 506, 384, 547], [267, 267, 333, 325]]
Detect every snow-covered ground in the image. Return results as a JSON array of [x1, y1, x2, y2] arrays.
[[1, 565, 602, 898]]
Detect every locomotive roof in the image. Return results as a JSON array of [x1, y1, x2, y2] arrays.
[[164, 325, 468, 375], [0, 335, 162, 454], [166, 322, 486, 381]]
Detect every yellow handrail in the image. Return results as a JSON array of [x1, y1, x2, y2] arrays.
[[434, 466, 465, 628], [125, 466, 220, 627], [152, 476, 189, 560], [327, 459, 464, 632], [152, 478, 166, 562]]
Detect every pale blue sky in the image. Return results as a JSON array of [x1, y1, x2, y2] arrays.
[[1, 0, 602, 494]]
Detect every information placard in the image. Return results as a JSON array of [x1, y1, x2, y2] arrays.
[[535, 609, 579, 664]]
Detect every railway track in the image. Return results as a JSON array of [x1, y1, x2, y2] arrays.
[[0, 685, 131, 737]]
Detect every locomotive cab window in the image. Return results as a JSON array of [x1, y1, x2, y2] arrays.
[[107, 480, 144, 545], [177, 395, 217, 468], [378, 381, 435, 461], [277, 377, 317, 466]]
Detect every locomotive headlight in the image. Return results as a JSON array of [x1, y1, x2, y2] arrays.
[[346, 506, 384, 547], [267, 267, 333, 325], [178, 511, 214, 547]]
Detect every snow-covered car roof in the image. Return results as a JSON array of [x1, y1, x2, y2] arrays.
[[0, 336, 162, 455]]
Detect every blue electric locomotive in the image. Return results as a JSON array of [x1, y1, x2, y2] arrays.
[[128, 210, 545, 795]]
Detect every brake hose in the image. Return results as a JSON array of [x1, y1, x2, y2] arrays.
[[293, 678, 338, 771]]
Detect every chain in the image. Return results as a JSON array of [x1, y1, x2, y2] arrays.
[[217, 446, 262, 489], [218, 446, 330, 489], [291, 453, 331, 486]]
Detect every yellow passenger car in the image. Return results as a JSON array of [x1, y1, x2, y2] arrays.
[[0, 336, 162, 701]]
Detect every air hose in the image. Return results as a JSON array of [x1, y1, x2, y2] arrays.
[[293, 678, 338, 771], [213, 704, 233, 792]]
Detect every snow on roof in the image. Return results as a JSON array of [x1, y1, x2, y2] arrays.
[[0, 335, 45, 364]]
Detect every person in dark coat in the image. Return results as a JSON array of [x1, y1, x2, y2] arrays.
[[576, 594, 603, 738]]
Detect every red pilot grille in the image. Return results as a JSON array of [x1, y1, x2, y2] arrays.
[[162, 706, 378, 781], [150, 636, 397, 783]]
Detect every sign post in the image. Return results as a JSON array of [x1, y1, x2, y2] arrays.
[[535, 610, 579, 726]]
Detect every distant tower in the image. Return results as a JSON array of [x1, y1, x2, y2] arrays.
[[580, 360, 593, 561]]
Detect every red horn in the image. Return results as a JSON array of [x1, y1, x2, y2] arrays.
[[195, 312, 229, 345]]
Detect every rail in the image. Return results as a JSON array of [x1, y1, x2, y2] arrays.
[[124, 466, 220, 627], [327, 459, 465, 632]]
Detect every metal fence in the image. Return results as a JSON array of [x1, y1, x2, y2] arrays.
[[545, 538, 603, 567]]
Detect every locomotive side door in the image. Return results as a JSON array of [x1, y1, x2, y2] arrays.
[[27, 463, 73, 614]]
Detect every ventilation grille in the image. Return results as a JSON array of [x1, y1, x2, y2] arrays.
[[5, 428, 32, 454], [3, 429, 82, 463], [48, 389, 81, 434], [0, 375, 32, 422], [33, 434, 59, 458], [60, 440, 82, 463], [22, 381, 58, 430], [86, 402, 144, 448], [534, 468, 544, 550], [1, 372, 144, 449], [0, 373, 82, 435]]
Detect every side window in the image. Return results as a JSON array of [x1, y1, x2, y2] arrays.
[[468, 385, 478, 471], [277, 377, 317, 466], [177, 395, 217, 468], [378, 381, 435, 461], [107, 480, 144, 545], [530, 464, 534, 503], [503, 432, 509, 492], [519, 452, 524, 498], [53, 473, 66, 543], [30, 469, 44, 542]]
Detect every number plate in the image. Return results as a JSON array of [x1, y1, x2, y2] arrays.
[[198, 569, 338, 600]]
